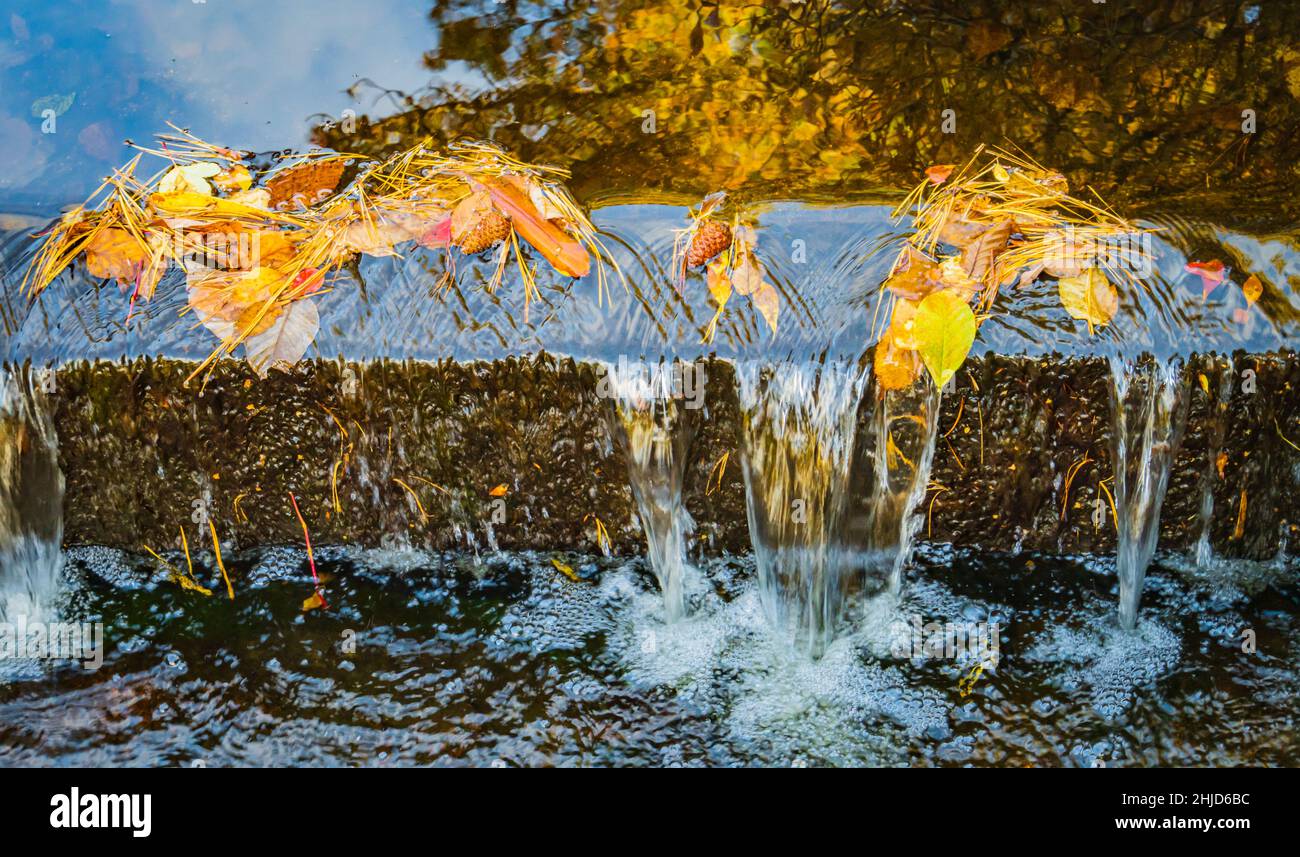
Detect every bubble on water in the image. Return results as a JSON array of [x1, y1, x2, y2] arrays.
[[1025, 613, 1180, 719], [603, 558, 953, 766]]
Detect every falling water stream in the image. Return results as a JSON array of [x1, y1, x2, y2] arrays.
[[600, 359, 698, 622], [862, 382, 944, 595], [1194, 357, 1234, 568], [1107, 357, 1189, 630], [736, 359, 870, 658], [0, 365, 65, 642]]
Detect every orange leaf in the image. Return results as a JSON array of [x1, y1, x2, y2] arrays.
[[1241, 274, 1262, 306], [885, 245, 944, 301], [84, 227, 148, 282], [483, 178, 590, 278], [302, 591, 327, 612], [489, 483, 509, 497], [874, 337, 920, 390], [925, 164, 955, 185]]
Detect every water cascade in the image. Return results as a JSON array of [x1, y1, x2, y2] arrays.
[[600, 358, 700, 622], [736, 359, 870, 658], [0, 364, 65, 627], [862, 381, 944, 595], [1107, 356, 1189, 630], [1194, 357, 1234, 568]]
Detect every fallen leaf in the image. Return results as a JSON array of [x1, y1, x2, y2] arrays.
[[340, 217, 419, 257], [213, 164, 252, 194], [925, 164, 955, 185], [244, 297, 319, 377], [417, 215, 453, 249], [159, 162, 220, 196], [752, 281, 780, 335], [730, 252, 765, 296], [874, 337, 920, 390], [960, 218, 1012, 282], [706, 257, 732, 307], [885, 245, 943, 300], [84, 227, 147, 282], [550, 557, 580, 582], [938, 255, 981, 301], [483, 178, 591, 277], [1242, 274, 1262, 305], [1185, 259, 1225, 299], [267, 159, 345, 210], [149, 190, 273, 220], [913, 290, 977, 389], [227, 187, 271, 210], [888, 298, 922, 349], [450, 191, 495, 244], [1058, 267, 1118, 332]]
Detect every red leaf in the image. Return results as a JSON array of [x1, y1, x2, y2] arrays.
[[1185, 259, 1225, 299]]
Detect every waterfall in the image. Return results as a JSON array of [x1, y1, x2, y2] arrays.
[[863, 381, 943, 595], [0, 364, 65, 628], [1107, 356, 1188, 630], [736, 359, 869, 659], [600, 358, 699, 622], [1194, 356, 1233, 568]]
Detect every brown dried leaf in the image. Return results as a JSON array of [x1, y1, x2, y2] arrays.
[[266, 159, 345, 211], [960, 218, 1012, 282]]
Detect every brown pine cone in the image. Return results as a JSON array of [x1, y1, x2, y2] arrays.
[[687, 219, 732, 267], [457, 209, 512, 254]]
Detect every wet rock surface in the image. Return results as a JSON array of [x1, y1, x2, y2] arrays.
[[44, 353, 1300, 560]]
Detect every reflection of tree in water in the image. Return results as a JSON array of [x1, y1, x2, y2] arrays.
[[312, 1, 1300, 226]]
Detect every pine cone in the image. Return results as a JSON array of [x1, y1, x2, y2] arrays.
[[457, 210, 512, 254], [687, 219, 732, 267]]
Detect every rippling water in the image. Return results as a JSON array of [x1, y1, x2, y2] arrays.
[[1, 545, 1295, 767]]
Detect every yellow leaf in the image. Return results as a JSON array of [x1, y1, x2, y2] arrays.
[[1242, 274, 1262, 306], [913, 290, 977, 389], [706, 258, 732, 307], [489, 483, 508, 497], [302, 591, 327, 612], [213, 164, 252, 194], [550, 557, 580, 582], [1058, 267, 1118, 332], [730, 253, 764, 296], [752, 281, 780, 335], [159, 162, 220, 196]]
